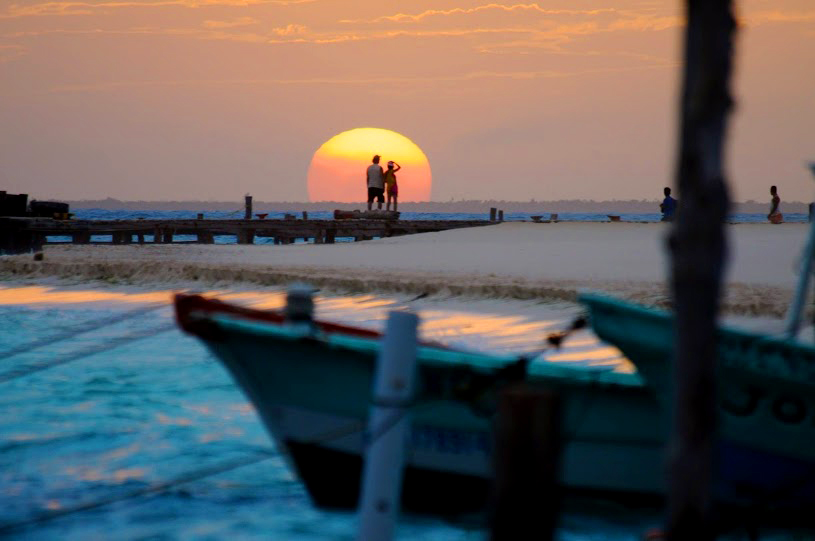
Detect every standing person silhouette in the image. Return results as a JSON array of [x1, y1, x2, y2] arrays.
[[366, 155, 385, 211], [768, 185, 783, 223], [384, 161, 401, 211], [660, 187, 678, 221]]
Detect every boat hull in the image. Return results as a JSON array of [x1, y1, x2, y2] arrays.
[[175, 294, 666, 514], [581, 293, 815, 511]]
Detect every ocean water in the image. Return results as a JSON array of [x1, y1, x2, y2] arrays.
[[0, 285, 667, 541]]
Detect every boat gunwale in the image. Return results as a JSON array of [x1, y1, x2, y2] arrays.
[[174, 293, 643, 388]]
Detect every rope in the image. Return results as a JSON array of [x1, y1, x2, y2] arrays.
[[0, 303, 168, 361], [0, 323, 175, 384], [0, 450, 274, 535], [519, 314, 589, 359]]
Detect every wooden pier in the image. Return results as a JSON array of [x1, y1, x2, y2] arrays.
[[0, 216, 493, 254]]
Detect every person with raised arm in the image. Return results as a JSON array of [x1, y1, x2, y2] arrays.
[[384, 161, 401, 212]]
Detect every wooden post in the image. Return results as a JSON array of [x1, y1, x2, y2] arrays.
[[666, 1, 735, 538], [244, 195, 252, 220], [325, 229, 336, 244], [197, 213, 204, 220], [237, 229, 255, 245], [490, 384, 561, 541], [74, 231, 90, 244], [153, 227, 161, 243], [498, 210, 504, 221], [303, 211, 308, 220], [490, 207, 497, 221], [137, 233, 145, 244], [163, 229, 174, 244]]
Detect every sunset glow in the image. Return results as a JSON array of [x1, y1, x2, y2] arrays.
[[307, 128, 432, 203]]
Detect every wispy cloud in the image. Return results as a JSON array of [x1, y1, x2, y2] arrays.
[[3, 25, 536, 44], [743, 10, 815, 25], [273, 23, 306, 35], [340, 4, 617, 24], [0, 43, 27, 63], [202, 16, 258, 28], [47, 63, 674, 93], [0, 0, 312, 19]]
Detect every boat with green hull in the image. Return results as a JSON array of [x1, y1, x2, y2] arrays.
[[175, 293, 665, 514], [580, 293, 815, 508]]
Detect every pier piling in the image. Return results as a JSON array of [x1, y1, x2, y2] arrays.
[[244, 195, 252, 220]]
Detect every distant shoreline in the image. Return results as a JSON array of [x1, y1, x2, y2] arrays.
[[56, 198, 810, 214]]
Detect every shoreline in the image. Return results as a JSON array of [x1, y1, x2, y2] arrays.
[[0, 222, 806, 318]]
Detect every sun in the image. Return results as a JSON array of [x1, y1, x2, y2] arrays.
[[307, 127, 432, 202]]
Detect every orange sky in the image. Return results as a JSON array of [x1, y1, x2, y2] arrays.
[[1, 1, 813, 202]]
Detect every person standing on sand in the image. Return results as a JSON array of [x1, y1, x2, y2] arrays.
[[384, 160, 401, 212], [366, 155, 385, 211], [768, 185, 783, 223], [660, 187, 678, 221]]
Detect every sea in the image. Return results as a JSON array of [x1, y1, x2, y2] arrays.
[[1, 209, 809, 540]]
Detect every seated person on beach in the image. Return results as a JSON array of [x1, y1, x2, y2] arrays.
[[366, 155, 385, 211], [384, 161, 401, 212], [768, 185, 783, 223], [660, 187, 677, 221]]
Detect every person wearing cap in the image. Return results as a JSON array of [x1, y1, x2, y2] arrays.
[[366, 155, 385, 211], [384, 160, 401, 212]]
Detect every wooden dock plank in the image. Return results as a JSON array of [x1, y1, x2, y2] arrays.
[[1, 217, 493, 252]]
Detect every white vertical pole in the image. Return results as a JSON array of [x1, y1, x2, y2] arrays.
[[785, 163, 815, 338], [356, 310, 419, 541], [784, 218, 815, 338]]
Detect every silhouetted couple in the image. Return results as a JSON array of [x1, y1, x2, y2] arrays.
[[366, 155, 401, 211]]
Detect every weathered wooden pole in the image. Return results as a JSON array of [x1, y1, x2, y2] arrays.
[[302, 211, 308, 220], [244, 195, 252, 220], [666, 0, 735, 538], [490, 207, 497, 221], [498, 209, 504, 221], [490, 384, 561, 541]]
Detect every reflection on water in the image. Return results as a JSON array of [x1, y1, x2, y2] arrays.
[[0, 285, 632, 373], [0, 284, 639, 540]]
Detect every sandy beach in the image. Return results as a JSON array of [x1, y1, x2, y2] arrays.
[[0, 222, 807, 317]]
